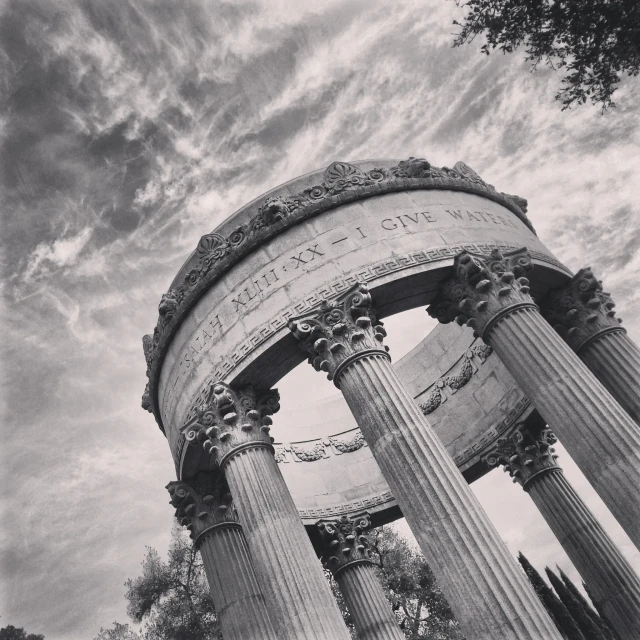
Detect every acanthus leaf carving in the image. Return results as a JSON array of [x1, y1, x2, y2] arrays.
[[316, 513, 372, 575], [288, 282, 389, 384], [166, 472, 238, 543], [540, 267, 625, 353], [181, 383, 280, 467], [484, 424, 560, 489], [427, 247, 535, 338]]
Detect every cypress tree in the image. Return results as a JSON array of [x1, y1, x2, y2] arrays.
[[581, 581, 621, 640], [546, 567, 607, 640], [517, 552, 585, 640]]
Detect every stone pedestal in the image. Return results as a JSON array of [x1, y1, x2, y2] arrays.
[[182, 383, 351, 640], [541, 268, 640, 425], [166, 475, 277, 640], [429, 249, 640, 549], [290, 283, 561, 640], [316, 515, 404, 640], [486, 425, 640, 640]]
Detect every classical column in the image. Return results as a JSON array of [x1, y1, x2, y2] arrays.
[[485, 423, 640, 640], [166, 474, 277, 640], [428, 248, 640, 548], [289, 283, 561, 640], [182, 384, 351, 640], [540, 267, 640, 425], [316, 514, 404, 640]]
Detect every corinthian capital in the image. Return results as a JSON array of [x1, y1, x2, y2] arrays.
[[428, 248, 535, 338], [181, 383, 280, 467], [288, 283, 389, 385], [540, 268, 625, 353], [166, 473, 238, 544], [316, 514, 373, 576], [484, 425, 560, 489]]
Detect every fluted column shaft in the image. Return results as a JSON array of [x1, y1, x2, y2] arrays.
[[198, 523, 278, 640], [539, 266, 640, 427], [488, 307, 640, 547], [526, 469, 640, 640], [335, 561, 404, 640], [224, 444, 351, 640], [580, 330, 640, 426], [338, 354, 561, 640]]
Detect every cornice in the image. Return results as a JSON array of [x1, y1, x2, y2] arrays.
[[142, 158, 534, 432]]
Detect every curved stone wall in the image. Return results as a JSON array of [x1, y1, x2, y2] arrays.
[[271, 322, 533, 525], [146, 160, 570, 466]]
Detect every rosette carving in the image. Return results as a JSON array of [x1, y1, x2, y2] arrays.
[[484, 424, 560, 489], [288, 282, 389, 385], [540, 267, 625, 353], [181, 382, 280, 467], [316, 514, 372, 575], [428, 248, 535, 338], [166, 473, 238, 543]]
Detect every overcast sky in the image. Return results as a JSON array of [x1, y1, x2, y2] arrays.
[[2, 1, 640, 638]]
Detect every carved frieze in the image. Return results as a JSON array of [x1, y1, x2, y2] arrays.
[[484, 424, 560, 489], [180, 382, 280, 468], [316, 514, 373, 575], [428, 247, 535, 338], [540, 267, 625, 353], [419, 343, 493, 415], [141, 158, 534, 417], [166, 473, 238, 545], [289, 282, 389, 385], [274, 428, 368, 464]]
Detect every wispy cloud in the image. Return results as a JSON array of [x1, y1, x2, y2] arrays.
[[2, 0, 639, 638]]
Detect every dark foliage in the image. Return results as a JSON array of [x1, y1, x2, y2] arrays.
[[518, 552, 586, 639], [557, 568, 617, 640], [99, 523, 465, 640], [368, 527, 465, 639], [582, 582, 622, 640], [95, 524, 221, 640], [546, 567, 607, 640], [452, 0, 640, 109], [0, 626, 44, 640]]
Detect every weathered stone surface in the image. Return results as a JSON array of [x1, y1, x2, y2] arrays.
[[430, 248, 640, 549], [541, 268, 640, 425], [291, 283, 561, 640], [223, 440, 351, 640], [485, 424, 640, 639], [428, 247, 535, 338], [180, 382, 279, 468], [166, 475, 277, 640], [316, 514, 404, 640], [150, 163, 568, 450], [484, 424, 560, 489]]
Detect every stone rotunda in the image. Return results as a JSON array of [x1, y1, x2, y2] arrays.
[[141, 158, 640, 640]]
